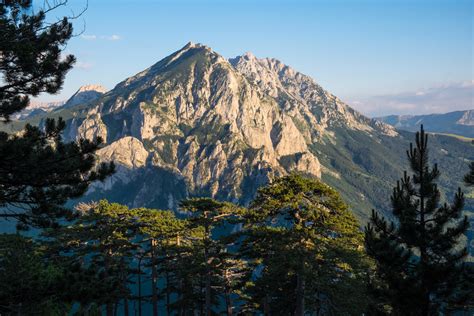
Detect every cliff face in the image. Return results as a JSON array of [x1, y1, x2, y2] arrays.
[[40, 43, 472, 220], [75, 43, 336, 205]]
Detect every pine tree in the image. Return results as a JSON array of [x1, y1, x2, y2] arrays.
[[179, 198, 238, 315], [465, 162, 474, 186], [0, 234, 68, 315], [365, 125, 471, 315], [133, 207, 186, 316], [241, 174, 371, 315], [45, 201, 138, 316], [0, 1, 114, 229], [0, 0, 76, 120]]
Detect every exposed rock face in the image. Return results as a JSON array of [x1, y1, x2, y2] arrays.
[[97, 136, 148, 169], [63, 84, 107, 108], [14, 101, 65, 120], [51, 43, 407, 209], [229, 52, 397, 138], [457, 110, 474, 126], [85, 42, 329, 203], [77, 111, 108, 142]]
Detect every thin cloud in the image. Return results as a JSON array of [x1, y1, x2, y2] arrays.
[[104, 34, 121, 41], [346, 81, 474, 117], [80, 34, 97, 40], [80, 34, 122, 41], [75, 61, 93, 70]]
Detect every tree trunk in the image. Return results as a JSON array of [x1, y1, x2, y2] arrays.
[[106, 304, 113, 316], [104, 249, 114, 316], [225, 287, 232, 316], [204, 223, 211, 316], [264, 294, 271, 316], [418, 141, 429, 316], [200, 275, 205, 316], [151, 239, 159, 316], [138, 256, 142, 316], [179, 278, 185, 316], [224, 269, 233, 316], [123, 297, 129, 316], [205, 267, 211, 316], [166, 269, 171, 316], [295, 272, 305, 316]]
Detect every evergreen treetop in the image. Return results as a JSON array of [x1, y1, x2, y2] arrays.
[[365, 125, 471, 315]]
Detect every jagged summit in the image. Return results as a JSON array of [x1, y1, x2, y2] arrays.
[[105, 42, 395, 138], [76, 84, 107, 94], [62, 84, 107, 109], [40, 42, 429, 216], [183, 41, 211, 50]]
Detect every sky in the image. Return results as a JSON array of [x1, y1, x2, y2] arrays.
[[36, 0, 473, 116]]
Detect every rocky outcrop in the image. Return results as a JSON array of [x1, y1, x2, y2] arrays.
[[77, 111, 108, 142], [97, 136, 148, 169], [63, 84, 107, 109], [457, 110, 474, 126]]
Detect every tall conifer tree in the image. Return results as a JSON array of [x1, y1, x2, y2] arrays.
[[0, 1, 114, 229], [365, 125, 471, 315], [465, 162, 474, 186], [241, 174, 371, 315]]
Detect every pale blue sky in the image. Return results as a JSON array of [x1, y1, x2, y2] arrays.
[[38, 0, 473, 115]]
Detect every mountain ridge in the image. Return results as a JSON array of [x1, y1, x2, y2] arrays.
[[7, 43, 473, 221], [377, 110, 474, 138]]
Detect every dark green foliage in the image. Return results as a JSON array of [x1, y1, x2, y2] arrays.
[[0, 234, 69, 315], [465, 162, 474, 186], [365, 126, 472, 315], [0, 0, 75, 121], [0, 118, 114, 229], [0, 1, 114, 229], [178, 198, 243, 315], [240, 174, 372, 315], [44, 201, 139, 315]]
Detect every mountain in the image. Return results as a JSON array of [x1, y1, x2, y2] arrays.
[[11, 85, 107, 121], [9, 43, 474, 222], [377, 110, 474, 138], [14, 101, 65, 120], [347, 81, 474, 117], [61, 84, 107, 109]]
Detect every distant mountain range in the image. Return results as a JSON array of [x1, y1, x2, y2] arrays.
[[377, 110, 474, 138], [5, 43, 473, 223], [14, 101, 65, 120], [348, 81, 474, 117], [14, 85, 108, 120]]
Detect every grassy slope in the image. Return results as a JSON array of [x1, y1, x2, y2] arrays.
[[311, 129, 474, 223]]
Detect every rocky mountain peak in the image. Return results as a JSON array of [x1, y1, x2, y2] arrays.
[[229, 51, 397, 137], [77, 84, 108, 94], [63, 84, 107, 108], [56, 43, 403, 208]]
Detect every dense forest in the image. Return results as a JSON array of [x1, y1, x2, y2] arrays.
[[0, 1, 473, 315]]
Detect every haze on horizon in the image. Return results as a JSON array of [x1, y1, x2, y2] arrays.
[[36, 0, 473, 117]]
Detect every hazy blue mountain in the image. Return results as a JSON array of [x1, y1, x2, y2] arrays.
[[14, 101, 65, 120], [377, 110, 474, 138]]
